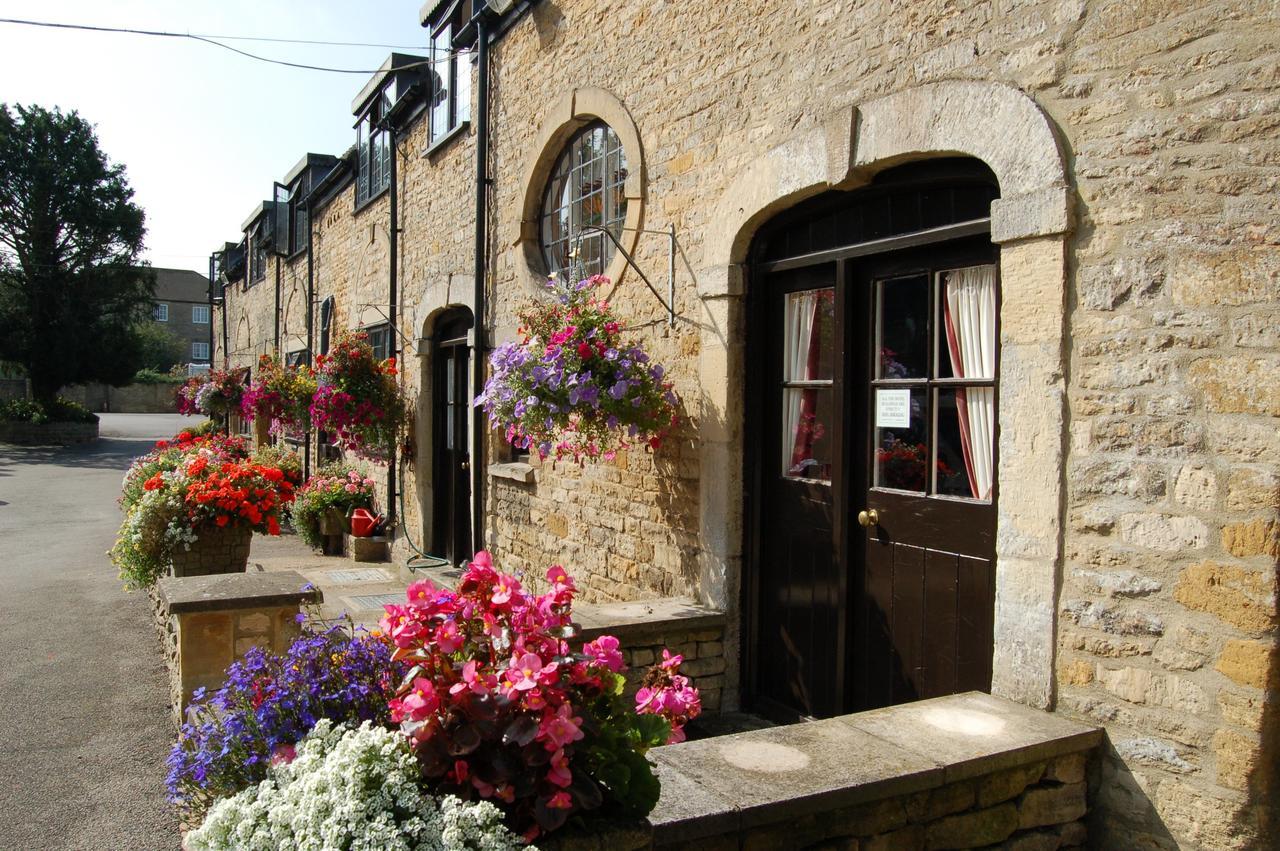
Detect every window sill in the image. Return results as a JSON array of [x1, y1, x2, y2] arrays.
[[353, 185, 390, 216], [488, 462, 535, 484], [423, 121, 470, 160]]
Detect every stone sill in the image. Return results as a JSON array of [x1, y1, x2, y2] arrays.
[[158, 569, 322, 614], [488, 461, 535, 483], [640, 691, 1101, 846], [575, 597, 725, 645]]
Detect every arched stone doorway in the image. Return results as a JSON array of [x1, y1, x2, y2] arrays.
[[745, 158, 1003, 719], [697, 81, 1072, 711]]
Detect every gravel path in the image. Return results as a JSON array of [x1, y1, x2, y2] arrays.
[[0, 416, 185, 850]]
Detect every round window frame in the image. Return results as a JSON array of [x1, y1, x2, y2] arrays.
[[518, 89, 644, 289], [537, 120, 630, 281]]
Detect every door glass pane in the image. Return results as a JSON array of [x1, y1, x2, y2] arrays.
[[782, 387, 833, 481], [936, 387, 994, 500], [873, 386, 927, 492], [876, 274, 929, 379], [783, 288, 836, 381], [444, 355, 455, 449]]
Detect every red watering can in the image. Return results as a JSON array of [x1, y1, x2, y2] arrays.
[[350, 508, 378, 537]]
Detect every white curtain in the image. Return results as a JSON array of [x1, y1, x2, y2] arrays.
[[783, 291, 819, 475], [943, 265, 997, 499]]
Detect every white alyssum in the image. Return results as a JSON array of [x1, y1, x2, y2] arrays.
[[187, 720, 529, 851]]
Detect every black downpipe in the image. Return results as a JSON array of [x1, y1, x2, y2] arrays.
[[273, 257, 281, 353], [303, 204, 315, 481], [206, 256, 216, 371], [221, 283, 229, 369], [471, 12, 490, 557], [387, 123, 399, 534]]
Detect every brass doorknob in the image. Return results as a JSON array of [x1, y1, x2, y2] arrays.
[[460, 460, 470, 471], [857, 509, 879, 528]]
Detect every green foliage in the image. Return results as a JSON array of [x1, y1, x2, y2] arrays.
[[575, 671, 670, 820], [131, 322, 187, 373], [185, 418, 224, 438], [0, 396, 96, 423], [132, 367, 184, 384], [0, 104, 153, 401], [292, 465, 376, 549]]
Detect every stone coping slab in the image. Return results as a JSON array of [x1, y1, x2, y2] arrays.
[[643, 691, 1101, 841], [158, 569, 322, 614]]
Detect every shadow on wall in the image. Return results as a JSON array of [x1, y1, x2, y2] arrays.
[[651, 390, 700, 596], [1242, 608, 1279, 839]]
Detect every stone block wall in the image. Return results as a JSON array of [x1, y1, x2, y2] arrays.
[[0, 419, 98, 445]]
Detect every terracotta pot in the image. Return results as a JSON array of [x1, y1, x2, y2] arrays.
[[170, 524, 253, 578]]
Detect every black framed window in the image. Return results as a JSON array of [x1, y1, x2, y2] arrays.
[[249, 238, 266, 284], [319, 297, 335, 355], [366, 323, 392, 361], [429, 18, 471, 146], [285, 349, 307, 368], [539, 121, 628, 279], [356, 90, 393, 207]]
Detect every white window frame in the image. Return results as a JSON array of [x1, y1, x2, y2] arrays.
[[154, 303, 169, 322], [191, 341, 210, 361], [192, 304, 210, 324]]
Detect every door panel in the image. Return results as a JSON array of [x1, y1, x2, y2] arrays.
[[432, 312, 473, 567]]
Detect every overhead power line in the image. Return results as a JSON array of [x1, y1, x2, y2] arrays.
[[0, 17, 460, 73]]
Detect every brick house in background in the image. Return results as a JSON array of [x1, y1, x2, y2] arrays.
[[209, 2, 1279, 848], [151, 267, 213, 369]]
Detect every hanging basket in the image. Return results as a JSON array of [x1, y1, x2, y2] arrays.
[[170, 524, 253, 578]]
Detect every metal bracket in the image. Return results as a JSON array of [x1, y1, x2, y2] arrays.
[[354, 303, 416, 349], [573, 225, 677, 328]]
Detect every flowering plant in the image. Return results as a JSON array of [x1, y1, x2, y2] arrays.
[[310, 331, 404, 462], [875, 437, 955, 492], [380, 552, 697, 840], [250, 444, 304, 488], [475, 275, 679, 461], [120, 431, 249, 511], [240, 354, 317, 440], [111, 454, 294, 589], [178, 368, 246, 418], [291, 465, 378, 549], [635, 650, 703, 744], [187, 720, 526, 851], [168, 624, 402, 820]]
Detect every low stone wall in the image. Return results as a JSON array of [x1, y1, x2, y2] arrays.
[[61, 381, 179, 413], [0, 418, 98, 445], [545, 692, 1102, 851], [154, 570, 321, 723]]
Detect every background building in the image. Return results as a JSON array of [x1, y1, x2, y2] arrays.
[[151, 267, 213, 370]]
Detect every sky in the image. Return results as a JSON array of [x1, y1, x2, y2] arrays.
[[0, 0, 431, 275]]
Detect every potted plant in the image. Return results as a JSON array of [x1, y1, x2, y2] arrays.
[[309, 332, 404, 462], [240, 354, 317, 440], [111, 450, 295, 588], [291, 465, 377, 551], [177, 368, 247, 420], [475, 274, 679, 462]]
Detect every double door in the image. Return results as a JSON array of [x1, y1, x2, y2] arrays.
[[748, 237, 998, 720]]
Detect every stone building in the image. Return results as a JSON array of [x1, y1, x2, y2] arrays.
[[210, 1, 1279, 847], [151, 267, 214, 367]]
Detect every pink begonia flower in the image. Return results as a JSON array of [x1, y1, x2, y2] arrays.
[[545, 565, 576, 603], [449, 659, 492, 696], [344, 482, 358, 493], [434, 619, 462, 653], [524, 688, 547, 712], [380, 606, 426, 649], [540, 703, 585, 751], [491, 574, 522, 606], [471, 550, 493, 569], [270, 743, 297, 767], [548, 790, 573, 810], [584, 634, 625, 673], [405, 579, 437, 606], [547, 748, 572, 788], [660, 648, 683, 671], [401, 677, 440, 721], [504, 652, 554, 693]]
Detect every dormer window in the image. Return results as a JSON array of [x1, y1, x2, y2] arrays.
[[356, 89, 393, 207], [428, 4, 472, 146]]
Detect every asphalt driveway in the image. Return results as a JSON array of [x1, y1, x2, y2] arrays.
[[0, 414, 188, 849]]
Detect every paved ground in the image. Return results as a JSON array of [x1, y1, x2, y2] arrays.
[[0, 414, 185, 850]]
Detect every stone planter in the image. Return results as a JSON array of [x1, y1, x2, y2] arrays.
[[0, 418, 98, 445], [318, 508, 349, 536], [170, 524, 253, 578]]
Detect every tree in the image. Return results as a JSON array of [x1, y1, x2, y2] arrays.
[[0, 104, 155, 401], [132, 321, 187, 373]]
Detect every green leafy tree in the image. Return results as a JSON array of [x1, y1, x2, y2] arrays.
[[132, 321, 187, 372], [0, 104, 154, 401]]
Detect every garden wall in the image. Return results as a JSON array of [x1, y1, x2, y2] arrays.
[[0, 419, 98, 445], [60, 381, 179, 413], [546, 692, 1101, 851]]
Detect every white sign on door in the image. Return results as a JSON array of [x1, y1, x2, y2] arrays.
[[875, 388, 911, 429]]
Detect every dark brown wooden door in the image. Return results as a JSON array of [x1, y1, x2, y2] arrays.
[[432, 311, 473, 567], [748, 233, 997, 720], [851, 241, 997, 711]]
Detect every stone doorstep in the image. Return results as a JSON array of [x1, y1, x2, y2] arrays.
[[643, 692, 1102, 843], [158, 569, 322, 614]]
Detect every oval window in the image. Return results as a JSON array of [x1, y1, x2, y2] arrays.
[[539, 121, 628, 279]]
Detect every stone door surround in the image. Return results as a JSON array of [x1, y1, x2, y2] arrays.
[[698, 81, 1073, 710]]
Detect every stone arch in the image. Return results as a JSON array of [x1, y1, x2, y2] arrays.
[[697, 80, 1072, 711], [514, 87, 645, 288], [354, 222, 392, 329]]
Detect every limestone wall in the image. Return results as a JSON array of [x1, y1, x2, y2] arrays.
[[207, 1, 1279, 847]]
